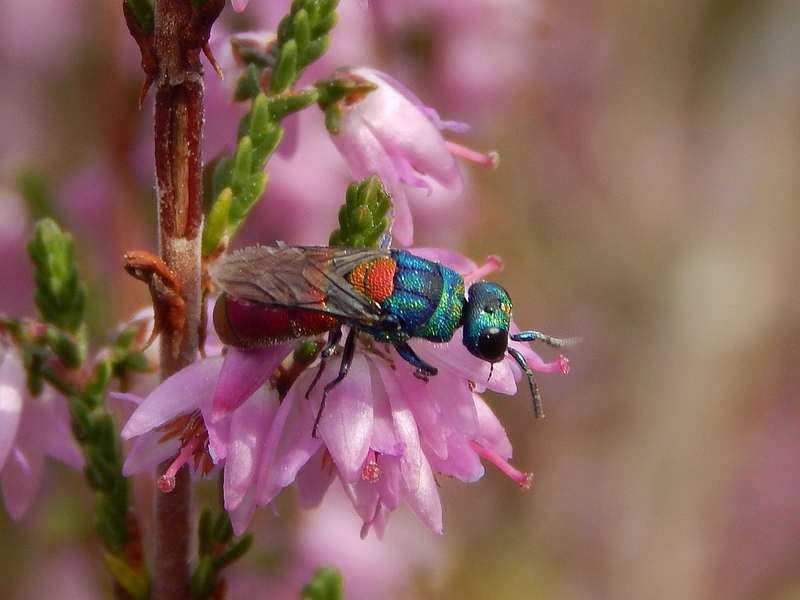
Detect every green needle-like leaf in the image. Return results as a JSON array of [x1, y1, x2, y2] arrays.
[[28, 219, 86, 334]]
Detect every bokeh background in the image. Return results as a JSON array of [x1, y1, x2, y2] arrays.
[[1, 0, 800, 598]]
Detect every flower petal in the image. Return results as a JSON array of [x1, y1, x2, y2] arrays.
[[366, 361, 402, 456], [211, 345, 292, 422], [296, 449, 336, 510], [315, 353, 375, 482], [401, 457, 442, 535], [0, 351, 26, 468], [228, 486, 258, 536], [256, 390, 321, 503], [121, 356, 223, 439], [39, 389, 83, 469], [378, 366, 424, 494], [1, 443, 45, 519], [224, 387, 279, 512], [473, 394, 513, 459], [122, 431, 180, 476]]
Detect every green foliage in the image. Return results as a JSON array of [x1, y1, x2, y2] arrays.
[[74, 359, 130, 554], [329, 176, 393, 247], [315, 74, 378, 135], [202, 0, 340, 255], [28, 219, 87, 335], [301, 566, 345, 600], [201, 88, 300, 254], [124, 0, 154, 34], [104, 553, 151, 600], [16, 168, 55, 221], [272, 0, 340, 93], [191, 508, 254, 599], [16, 220, 154, 591]]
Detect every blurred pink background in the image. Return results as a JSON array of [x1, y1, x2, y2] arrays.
[[1, 0, 799, 598]]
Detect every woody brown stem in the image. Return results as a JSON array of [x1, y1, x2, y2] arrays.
[[125, 0, 224, 598]]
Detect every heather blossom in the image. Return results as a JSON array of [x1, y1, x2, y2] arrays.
[[230, 0, 248, 12], [0, 0, 582, 595], [0, 343, 83, 519], [119, 249, 569, 537], [327, 67, 497, 246]]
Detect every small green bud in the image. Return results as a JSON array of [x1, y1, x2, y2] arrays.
[[203, 187, 234, 256], [28, 219, 86, 334], [271, 39, 299, 93], [104, 553, 150, 600], [44, 326, 83, 369], [212, 534, 253, 571], [301, 566, 344, 600], [293, 9, 312, 54], [233, 64, 265, 102], [230, 136, 255, 196], [329, 177, 393, 247], [190, 556, 216, 599], [267, 90, 319, 122]]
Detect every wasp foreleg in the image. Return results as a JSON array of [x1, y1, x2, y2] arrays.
[[393, 341, 438, 381], [312, 327, 358, 438]]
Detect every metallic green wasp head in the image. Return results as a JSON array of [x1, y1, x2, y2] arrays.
[[462, 281, 513, 363]]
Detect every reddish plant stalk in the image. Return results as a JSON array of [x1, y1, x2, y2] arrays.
[[126, 0, 224, 598]]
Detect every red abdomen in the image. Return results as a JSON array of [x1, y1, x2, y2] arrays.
[[213, 294, 340, 348]]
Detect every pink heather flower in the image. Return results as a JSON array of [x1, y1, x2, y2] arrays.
[[121, 249, 568, 536], [0, 345, 83, 519], [230, 0, 248, 12], [328, 67, 497, 246], [119, 345, 322, 533]]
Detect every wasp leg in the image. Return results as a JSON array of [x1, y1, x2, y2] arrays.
[[507, 347, 544, 419], [305, 328, 343, 401], [312, 327, 357, 438], [321, 327, 343, 357], [362, 343, 396, 370], [393, 341, 438, 381]]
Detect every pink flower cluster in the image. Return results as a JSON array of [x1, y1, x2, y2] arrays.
[[116, 0, 568, 540], [327, 67, 496, 245], [120, 252, 569, 536], [0, 345, 83, 519]]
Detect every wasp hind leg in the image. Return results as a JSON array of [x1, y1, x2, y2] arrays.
[[312, 327, 357, 438], [305, 327, 343, 403], [393, 341, 438, 381]]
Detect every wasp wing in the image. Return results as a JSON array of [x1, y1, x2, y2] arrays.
[[209, 245, 392, 325]]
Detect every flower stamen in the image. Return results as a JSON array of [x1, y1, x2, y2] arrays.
[[159, 433, 205, 493], [445, 142, 499, 169], [469, 441, 532, 490], [362, 450, 381, 483], [464, 255, 503, 285], [155, 409, 213, 492]]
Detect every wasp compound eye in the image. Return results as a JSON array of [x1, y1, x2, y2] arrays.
[[476, 326, 508, 362]]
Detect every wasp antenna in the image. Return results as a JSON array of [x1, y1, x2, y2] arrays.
[[510, 331, 580, 349], [507, 347, 545, 419]]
